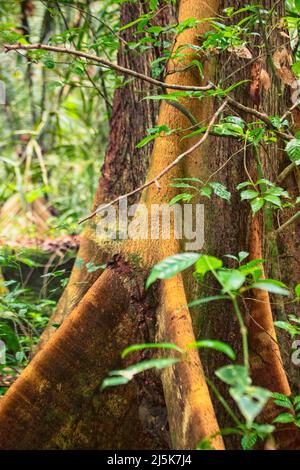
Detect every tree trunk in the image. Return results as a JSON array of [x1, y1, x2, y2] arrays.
[[1, 0, 300, 451]]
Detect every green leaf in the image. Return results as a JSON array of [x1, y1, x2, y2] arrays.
[[289, 314, 300, 325], [273, 412, 295, 424], [144, 92, 192, 102], [252, 279, 290, 296], [217, 269, 246, 293], [231, 386, 271, 427], [286, 139, 300, 163], [146, 253, 200, 289], [210, 182, 231, 201], [274, 321, 300, 337], [295, 284, 300, 298], [241, 433, 257, 450], [225, 116, 245, 127], [121, 342, 183, 359], [238, 251, 249, 262], [119, 16, 148, 32], [251, 423, 275, 436], [200, 186, 213, 198], [236, 181, 252, 190], [196, 437, 215, 450], [216, 365, 250, 387], [250, 198, 264, 214], [213, 122, 244, 137], [191, 59, 204, 79], [172, 177, 203, 183], [187, 339, 236, 360], [136, 134, 157, 148], [18, 257, 39, 268], [43, 57, 55, 69], [239, 259, 264, 276], [149, 0, 159, 11], [47, 80, 63, 90], [170, 182, 198, 189], [101, 358, 179, 390], [224, 254, 239, 262], [101, 376, 129, 389], [169, 193, 193, 206], [118, 358, 178, 377], [85, 262, 103, 273], [267, 187, 289, 198], [256, 178, 274, 187], [0, 322, 19, 352], [272, 392, 293, 410], [264, 194, 282, 208], [240, 190, 259, 201], [74, 258, 84, 269], [194, 255, 223, 280], [293, 61, 300, 76], [294, 396, 300, 407]]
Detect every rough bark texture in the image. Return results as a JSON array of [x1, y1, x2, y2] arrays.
[[192, 0, 300, 449], [0, 258, 167, 449], [0, 0, 224, 450], [37, 1, 177, 350]]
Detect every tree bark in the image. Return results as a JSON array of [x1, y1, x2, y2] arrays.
[[1, 0, 300, 451], [192, 0, 300, 449]]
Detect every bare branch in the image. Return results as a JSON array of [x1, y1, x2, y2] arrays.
[[4, 43, 213, 93], [78, 99, 228, 224]]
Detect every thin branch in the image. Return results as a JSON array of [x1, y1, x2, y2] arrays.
[[226, 96, 293, 141], [54, 3, 113, 112], [3, 43, 213, 92], [5, 43, 292, 140], [166, 100, 199, 126], [49, 0, 129, 46], [281, 98, 300, 122], [78, 99, 228, 224]]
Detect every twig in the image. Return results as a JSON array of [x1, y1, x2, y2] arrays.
[[78, 99, 228, 224], [3, 43, 213, 93], [54, 3, 113, 112]]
